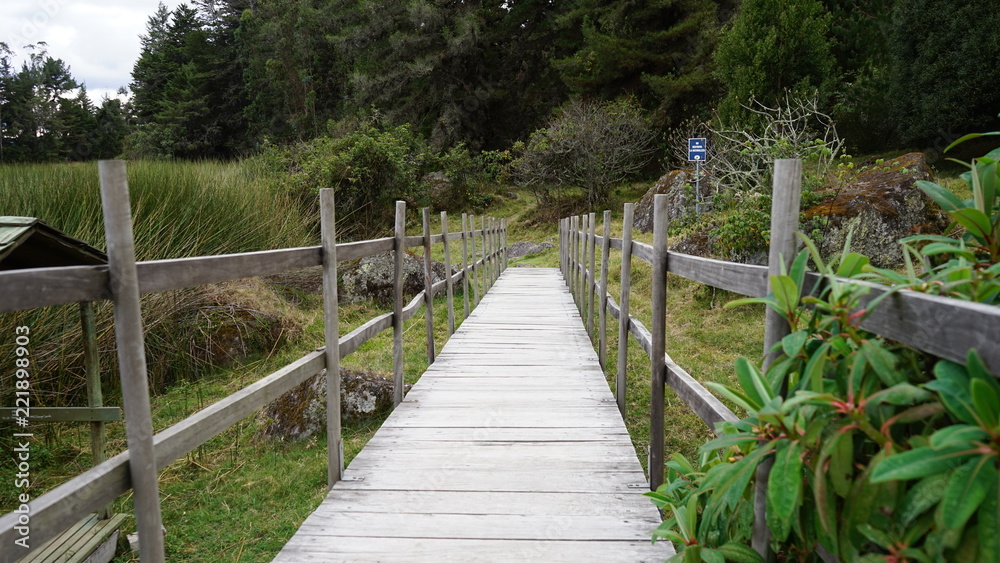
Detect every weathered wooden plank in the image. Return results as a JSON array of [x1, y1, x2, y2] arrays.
[[336, 237, 393, 262], [98, 160, 164, 563], [667, 252, 769, 298], [275, 538, 668, 563], [393, 201, 407, 406], [632, 240, 654, 264], [320, 189, 343, 486], [0, 265, 107, 313], [599, 210, 611, 369], [855, 281, 1000, 376], [137, 247, 322, 294], [275, 268, 670, 562], [618, 203, 635, 415], [649, 194, 669, 491], [401, 291, 425, 323], [404, 234, 424, 248]]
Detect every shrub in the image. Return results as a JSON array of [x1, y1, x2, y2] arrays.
[[509, 97, 657, 206], [648, 135, 1000, 561]]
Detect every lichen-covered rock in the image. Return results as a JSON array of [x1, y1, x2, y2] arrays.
[[507, 241, 553, 259], [261, 368, 408, 441], [804, 152, 949, 268], [633, 169, 718, 233], [340, 251, 447, 304]]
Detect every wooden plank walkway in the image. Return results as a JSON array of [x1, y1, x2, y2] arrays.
[[273, 268, 672, 562]]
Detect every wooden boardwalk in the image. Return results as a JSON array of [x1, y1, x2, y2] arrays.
[[273, 268, 672, 562]]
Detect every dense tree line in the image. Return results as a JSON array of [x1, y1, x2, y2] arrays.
[[1, 1, 997, 163], [0, 43, 127, 163]]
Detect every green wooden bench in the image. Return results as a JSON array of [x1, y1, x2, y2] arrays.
[[15, 513, 127, 563]]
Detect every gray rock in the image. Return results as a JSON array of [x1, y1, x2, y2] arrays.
[[340, 251, 448, 304], [507, 241, 554, 260], [804, 152, 949, 268], [633, 169, 719, 233], [261, 367, 409, 441]]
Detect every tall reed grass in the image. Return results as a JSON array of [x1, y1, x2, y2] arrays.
[[0, 160, 317, 406]]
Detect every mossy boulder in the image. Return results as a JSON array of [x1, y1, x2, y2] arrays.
[[261, 368, 407, 441], [804, 152, 949, 267], [633, 169, 718, 233], [340, 251, 448, 304]]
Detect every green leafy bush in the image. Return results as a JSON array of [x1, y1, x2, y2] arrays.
[[258, 120, 434, 239], [509, 97, 656, 206], [649, 135, 1000, 561]]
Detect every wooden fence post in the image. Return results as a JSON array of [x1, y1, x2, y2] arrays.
[[580, 213, 589, 316], [393, 201, 406, 406], [80, 301, 110, 519], [481, 216, 489, 292], [98, 160, 165, 563], [752, 159, 803, 557], [568, 217, 574, 294], [461, 213, 471, 319], [422, 208, 436, 365], [617, 203, 635, 416], [442, 211, 456, 336], [470, 214, 480, 305], [588, 211, 597, 339], [320, 188, 343, 486], [575, 215, 583, 306], [599, 210, 611, 370], [501, 219, 508, 271], [650, 193, 669, 491]]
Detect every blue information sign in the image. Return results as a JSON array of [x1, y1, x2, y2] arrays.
[[688, 138, 707, 161]]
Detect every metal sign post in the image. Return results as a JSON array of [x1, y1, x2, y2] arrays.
[[688, 138, 707, 214]]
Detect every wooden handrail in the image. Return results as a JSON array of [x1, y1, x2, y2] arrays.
[[0, 161, 509, 562], [560, 157, 1000, 558]]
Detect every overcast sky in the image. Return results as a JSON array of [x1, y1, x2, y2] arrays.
[[1, 0, 184, 102]]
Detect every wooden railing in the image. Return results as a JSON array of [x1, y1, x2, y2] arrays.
[[0, 161, 508, 563], [560, 158, 1000, 557]]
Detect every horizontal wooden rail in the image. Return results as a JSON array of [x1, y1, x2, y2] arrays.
[[0, 162, 510, 563], [0, 231, 502, 315], [0, 350, 325, 562], [585, 237, 1000, 374]]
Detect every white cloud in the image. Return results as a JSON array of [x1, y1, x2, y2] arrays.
[[1, 0, 183, 101]]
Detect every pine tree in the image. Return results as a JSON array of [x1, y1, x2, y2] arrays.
[[714, 0, 835, 127]]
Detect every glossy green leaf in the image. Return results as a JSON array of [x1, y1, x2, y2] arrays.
[[788, 249, 810, 296], [897, 473, 949, 527], [770, 274, 800, 319], [941, 456, 996, 531], [916, 180, 964, 212], [781, 330, 808, 357], [865, 382, 933, 406], [706, 381, 759, 415], [926, 378, 978, 426], [767, 440, 804, 541], [735, 357, 772, 408], [951, 208, 992, 240], [715, 542, 763, 563], [870, 444, 975, 482], [803, 342, 831, 393], [699, 433, 758, 454], [829, 429, 854, 498], [979, 479, 1000, 561], [836, 252, 870, 278], [970, 378, 1000, 429], [928, 424, 988, 448], [920, 242, 978, 261], [861, 341, 904, 386], [857, 523, 893, 549], [700, 547, 725, 563]]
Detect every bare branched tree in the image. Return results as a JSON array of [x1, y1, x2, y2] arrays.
[[511, 97, 657, 205]]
